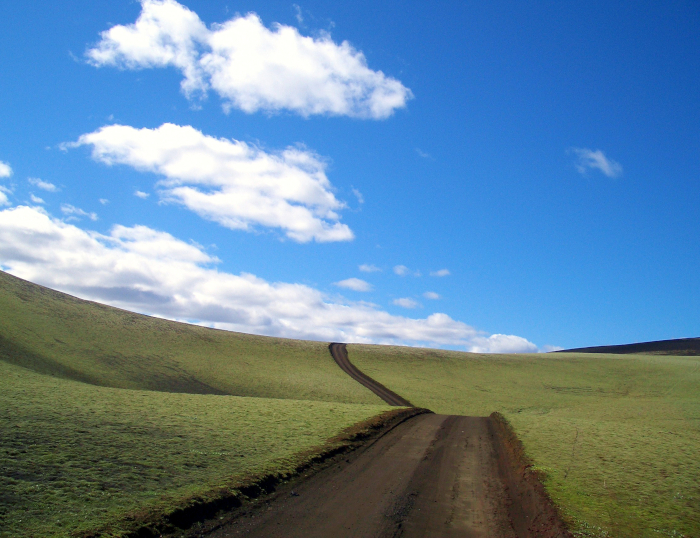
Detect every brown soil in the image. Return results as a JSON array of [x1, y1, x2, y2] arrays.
[[329, 342, 413, 406], [199, 413, 572, 538]]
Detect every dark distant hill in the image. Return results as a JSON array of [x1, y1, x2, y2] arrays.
[[559, 337, 700, 356]]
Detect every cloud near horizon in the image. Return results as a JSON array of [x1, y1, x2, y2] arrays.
[[71, 123, 353, 243], [86, 0, 412, 119], [0, 205, 539, 352], [570, 148, 623, 178]]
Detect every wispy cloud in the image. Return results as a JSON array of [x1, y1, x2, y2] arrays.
[[134, 190, 150, 199], [71, 123, 353, 243], [0, 205, 540, 350], [394, 264, 421, 277], [86, 0, 412, 118], [352, 188, 364, 205], [334, 277, 373, 292], [393, 297, 420, 309], [415, 148, 431, 159], [430, 268, 450, 277], [359, 263, 381, 273], [28, 177, 58, 192], [0, 187, 10, 207], [293, 3, 304, 24], [60, 204, 98, 221], [570, 148, 623, 178], [0, 161, 12, 178], [99, 198, 110, 205], [394, 265, 409, 276], [30, 194, 45, 204], [423, 291, 440, 300]]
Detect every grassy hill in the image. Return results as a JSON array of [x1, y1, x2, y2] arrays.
[[4, 269, 699, 538], [348, 344, 700, 538], [0, 270, 381, 405], [0, 270, 390, 537]]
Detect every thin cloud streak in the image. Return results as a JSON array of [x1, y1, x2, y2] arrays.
[[334, 277, 372, 292], [28, 178, 58, 192], [570, 148, 623, 178]]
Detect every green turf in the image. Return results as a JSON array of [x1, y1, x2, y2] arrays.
[[0, 270, 391, 536], [0, 270, 382, 405], [348, 344, 700, 538], [0, 360, 389, 537]]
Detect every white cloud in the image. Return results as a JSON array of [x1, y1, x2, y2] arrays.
[[134, 190, 150, 199], [430, 268, 450, 277], [334, 277, 372, 292], [423, 291, 440, 300], [86, 0, 412, 119], [393, 297, 419, 309], [72, 123, 353, 243], [30, 194, 45, 204], [469, 334, 538, 354], [570, 148, 623, 178], [415, 148, 431, 159], [393, 264, 409, 276], [99, 198, 110, 205], [394, 264, 421, 277], [28, 178, 58, 192], [0, 161, 12, 178], [352, 188, 364, 205], [0, 190, 10, 207], [60, 204, 98, 221], [359, 263, 380, 273], [0, 206, 539, 351]]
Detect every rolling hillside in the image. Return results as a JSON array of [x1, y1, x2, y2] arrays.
[[0, 270, 381, 405], [347, 344, 700, 538], [0, 270, 390, 537]]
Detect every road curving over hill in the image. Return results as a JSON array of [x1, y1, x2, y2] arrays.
[[201, 345, 571, 538], [329, 343, 413, 406]]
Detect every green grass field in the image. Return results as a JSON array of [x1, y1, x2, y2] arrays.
[[348, 344, 700, 538], [4, 269, 700, 538], [0, 271, 390, 537]]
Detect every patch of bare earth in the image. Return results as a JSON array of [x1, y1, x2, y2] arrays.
[[199, 413, 571, 538]]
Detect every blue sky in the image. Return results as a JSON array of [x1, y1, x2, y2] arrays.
[[1, 0, 698, 351]]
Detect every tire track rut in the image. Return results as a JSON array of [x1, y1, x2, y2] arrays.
[[329, 343, 413, 407]]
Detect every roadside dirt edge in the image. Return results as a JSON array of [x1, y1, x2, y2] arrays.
[[74, 407, 429, 538], [489, 412, 574, 538]]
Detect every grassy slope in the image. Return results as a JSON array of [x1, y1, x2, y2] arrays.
[[348, 344, 700, 538], [1, 361, 388, 537], [0, 271, 390, 537], [0, 270, 381, 405]]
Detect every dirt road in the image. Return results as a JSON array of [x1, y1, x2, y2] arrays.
[[196, 344, 569, 538], [208, 413, 517, 538], [329, 343, 413, 406]]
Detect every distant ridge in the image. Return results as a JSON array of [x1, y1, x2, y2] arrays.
[[559, 337, 700, 356]]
